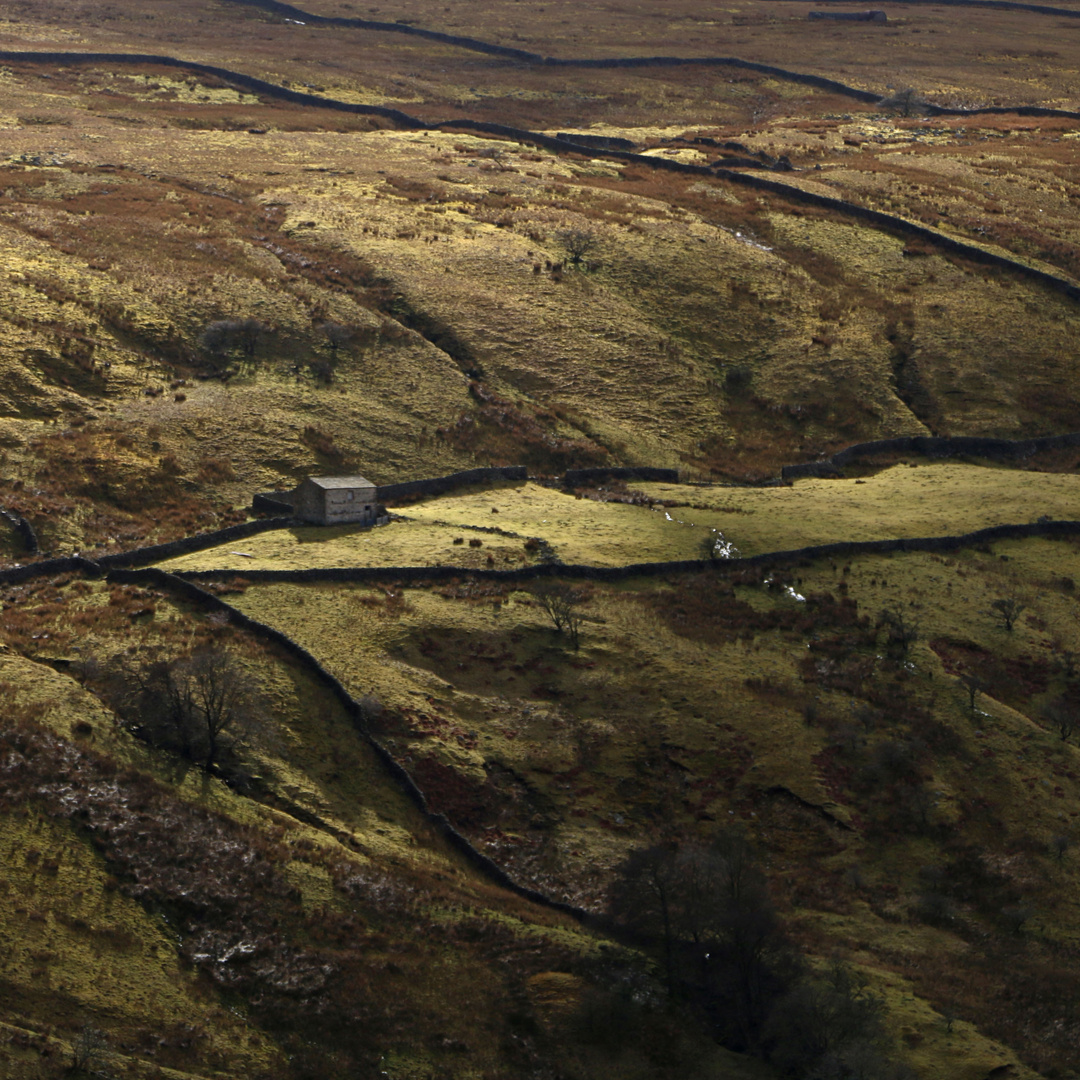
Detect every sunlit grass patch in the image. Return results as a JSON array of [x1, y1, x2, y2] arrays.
[[157, 516, 542, 571], [161, 465, 1080, 574], [403, 482, 709, 564], [638, 462, 1080, 556]]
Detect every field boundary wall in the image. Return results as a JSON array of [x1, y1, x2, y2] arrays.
[[7, 517, 1080, 591], [3, 53, 1080, 302], [376, 465, 528, 502], [103, 566, 590, 922], [781, 431, 1080, 479], [165, 518, 1080, 586], [217, 0, 1080, 120], [92, 516, 297, 570], [763, 0, 1080, 17], [0, 555, 103, 586], [252, 491, 295, 514], [7, 518, 1080, 909], [563, 466, 680, 486]]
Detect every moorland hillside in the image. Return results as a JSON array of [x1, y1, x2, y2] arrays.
[[3, 2, 1080, 1078]]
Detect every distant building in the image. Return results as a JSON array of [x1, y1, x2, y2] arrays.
[[293, 475, 378, 525]]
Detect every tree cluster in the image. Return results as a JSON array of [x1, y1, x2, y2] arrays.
[[199, 318, 270, 365], [94, 650, 260, 775], [608, 830, 911, 1078]]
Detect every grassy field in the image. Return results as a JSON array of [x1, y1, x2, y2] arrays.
[[0, 59, 1076, 561], [1, 578, 666, 1080], [159, 464, 1080, 572], [157, 513, 544, 572]]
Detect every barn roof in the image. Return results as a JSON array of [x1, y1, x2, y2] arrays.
[[305, 475, 376, 490]]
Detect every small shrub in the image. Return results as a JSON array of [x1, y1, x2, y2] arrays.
[[301, 426, 345, 466], [196, 457, 236, 484]]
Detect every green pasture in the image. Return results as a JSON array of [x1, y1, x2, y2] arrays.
[[636, 461, 1080, 556], [156, 514, 542, 573], [162, 465, 1080, 574]]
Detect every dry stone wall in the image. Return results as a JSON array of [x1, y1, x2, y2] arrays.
[[104, 566, 589, 921], [95, 517, 296, 571], [4, 52, 1080, 303], [781, 432, 1080, 479], [376, 465, 528, 503], [563, 466, 680, 486], [0, 555, 102, 586], [165, 518, 1080, 588], [766, 0, 1080, 17]]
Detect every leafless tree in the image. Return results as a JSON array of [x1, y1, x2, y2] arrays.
[[532, 582, 585, 649], [1043, 695, 1079, 742], [878, 87, 925, 117], [70, 1024, 108, 1075], [853, 704, 882, 734], [111, 650, 259, 773], [608, 843, 683, 994], [199, 318, 270, 364], [608, 829, 798, 1052], [556, 227, 600, 267], [318, 321, 355, 356], [878, 606, 919, 656], [990, 595, 1025, 632], [958, 670, 987, 716], [1000, 903, 1033, 935], [237, 317, 268, 357], [476, 145, 514, 171], [179, 651, 255, 772]]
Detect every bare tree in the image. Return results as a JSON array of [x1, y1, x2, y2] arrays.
[[555, 227, 600, 267], [239, 317, 267, 357], [608, 829, 798, 1052], [878, 606, 919, 656], [1043, 695, 1078, 742], [70, 1024, 108, 1075], [990, 595, 1025, 632], [608, 843, 682, 994], [1000, 903, 1033, 935], [199, 319, 234, 360], [853, 703, 882, 734], [111, 650, 259, 773], [532, 582, 585, 649], [764, 961, 894, 1080], [199, 318, 270, 364], [318, 321, 355, 357], [1050, 833, 1071, 863], [181, 651, 254, 772], [476, 145, 514, 171], [958, 670, 987, 716], [878, 87, 925, 117]]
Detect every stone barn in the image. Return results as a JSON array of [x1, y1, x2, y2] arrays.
[[293, 475, 378, 525]]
